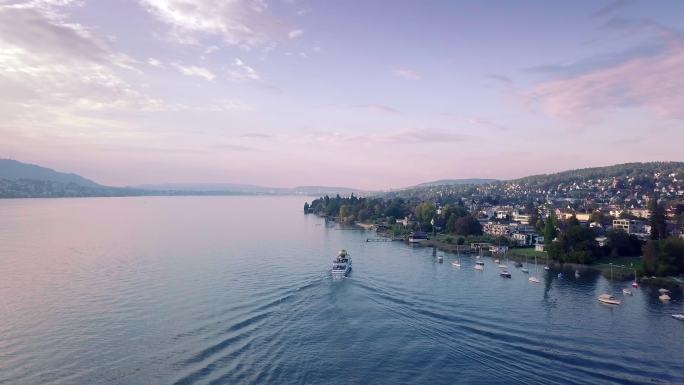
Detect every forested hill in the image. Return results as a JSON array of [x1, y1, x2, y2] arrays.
[[387, 162, 684, 203], [509, 162, 684, 189], [0, 159, 100, 187]]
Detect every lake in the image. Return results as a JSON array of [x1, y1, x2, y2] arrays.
[[0, 196, 682, 385]]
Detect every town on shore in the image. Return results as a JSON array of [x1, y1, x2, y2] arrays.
[[304, 162, 684, 285]]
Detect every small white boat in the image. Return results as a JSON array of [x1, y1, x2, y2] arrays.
[[659, 288, 671, 294], [494, 259, 500, 263], [500, 270, 512, 278], [544, 266, 550, 271], [474, 264, 484, 271], [497, 264, 507, 269], [528, 276, 540, 283], [659, 294, 671, 302], [672, 314, 684, 321], [521, 268, 529, 274], [622, 288, 633, 296], [331, 249, 352, 277], [437, 255, 443, 263], [575, 270, 580, 278], [598, 294, 621, 305], [452, 260, 461, 268]]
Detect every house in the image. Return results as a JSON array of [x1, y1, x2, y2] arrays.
[[482, 222, 510, 236], [512, 212, 532, 224], [612, 219, 644, 234]]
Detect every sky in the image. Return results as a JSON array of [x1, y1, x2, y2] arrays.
[[0, 0, 683, 189]]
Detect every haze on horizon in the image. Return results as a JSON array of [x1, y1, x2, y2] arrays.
[[1, 0, 683, 190]]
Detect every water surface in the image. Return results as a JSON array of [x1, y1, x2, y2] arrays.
[[0, 196, 682, 384]]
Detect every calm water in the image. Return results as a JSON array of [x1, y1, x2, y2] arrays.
[[0, 196, 683, 385]]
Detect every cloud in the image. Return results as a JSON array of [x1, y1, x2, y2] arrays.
[[485, 73, 513, 85], [0, 3, 156, 115], [593, 0, 633, 18], [207, 143, 255, 151], [171, 62, 216, 80], [300, 128, 468, 146], [526, 39, 684, 121], [147, 57, 165, 68], [358, 104, 400, 115], [468, 118, 509, 131], [138, 0, 290, 48], [288, 29, 303, 39], [227, 58, 260, 81], [393, 68, 421, 81], [240, 132, 272, 139]]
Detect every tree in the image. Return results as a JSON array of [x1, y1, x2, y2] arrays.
[[641, 237, 684, 277], [547, 221, 600, 264], [303, 202, 310, 213], [414, 202, 436, 225], [649, 199, 668, 240], [605, 230, 642, 257], [453, 215, 483, 236], [544, 213, 557, 243]]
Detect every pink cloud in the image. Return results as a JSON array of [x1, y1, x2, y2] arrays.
[[528, 40, 684, 121]]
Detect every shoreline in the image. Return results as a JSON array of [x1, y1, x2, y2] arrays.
[[364, 224, 682, 288]]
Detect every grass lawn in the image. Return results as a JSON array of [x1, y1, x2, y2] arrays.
[[508, 248, 548, 259]]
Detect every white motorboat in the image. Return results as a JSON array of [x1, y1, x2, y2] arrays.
[[622, 288, 633, 296], [659, 288, 671, 294], [528, 276, 540, 283], [659, 294, 671, 302], [437, 255, 443, 263], [494, 259, 500, 263], [331, 249, 352, 277], [452, 260, 461, 268], [575, 270, 580, 278], [474, 263, 484, 271], [598, 294, 621, 305], [672, 314, 684, 321], [497, 264, 507, 269]]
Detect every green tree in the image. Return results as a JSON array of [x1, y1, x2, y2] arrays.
[[453, 215, 483, 236], [641, 237, 684, 276], [547, 222, 600, 264], [544, 213, 557, 243], [605, 230, 642, 257], [649, 199, 668, 240]]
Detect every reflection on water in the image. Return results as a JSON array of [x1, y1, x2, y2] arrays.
[[0, 196, 682, 385]]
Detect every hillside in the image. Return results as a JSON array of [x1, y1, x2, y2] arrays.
[[385, 162, 684, 204], [0, 159, 100, 187], [416, 178, 497, 187]]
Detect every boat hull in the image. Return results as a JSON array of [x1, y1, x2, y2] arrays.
[[332, 267, 351, 277]]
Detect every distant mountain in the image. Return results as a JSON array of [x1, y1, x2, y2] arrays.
[[134, 183, 361, 196], [0, 159, 100, 187], [415, 178, 497, 187], [133, 183, 282, 194], [291, 186, 361, 195]]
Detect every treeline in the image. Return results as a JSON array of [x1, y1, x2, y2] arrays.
[[304, 195, 483, 236], [512, 162, 684, 189]]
